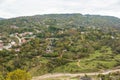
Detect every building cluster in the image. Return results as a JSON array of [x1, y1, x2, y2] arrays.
[[0, 32, 35, 51]]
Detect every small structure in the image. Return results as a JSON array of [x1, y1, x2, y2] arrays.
[[21, 38, 27, 43], [15, 48, 20, 52], [11, 41, 16, 45]]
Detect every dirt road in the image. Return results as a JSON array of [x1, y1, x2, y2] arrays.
[[32, 69, 120, 80]]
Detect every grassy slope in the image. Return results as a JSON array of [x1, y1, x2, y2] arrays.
[[52, 48, 120, 73]]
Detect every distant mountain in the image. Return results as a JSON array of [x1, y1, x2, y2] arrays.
[[0, 18, 4, 20], [0, 14, 120, 33]]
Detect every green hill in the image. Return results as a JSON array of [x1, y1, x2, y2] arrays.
[[0, 14, 120, 77]]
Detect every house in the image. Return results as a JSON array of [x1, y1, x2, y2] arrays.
[[21, 38, 27, 43], [15, 48, 20, 52], [11, 41, 17, 46], [11, 41, 16, 45]]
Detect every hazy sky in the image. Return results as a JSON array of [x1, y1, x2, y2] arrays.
[[0, 0, 120, 18]]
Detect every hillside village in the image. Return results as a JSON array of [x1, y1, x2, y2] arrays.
[[0, 26, 119, 52], [0, 32, 35, 51]]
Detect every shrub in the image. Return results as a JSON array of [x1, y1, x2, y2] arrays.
[[6, 69, 31, 80], [0, 72, 5, 80]]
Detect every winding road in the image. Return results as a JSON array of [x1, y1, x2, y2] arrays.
[[32, 69, 120, 80]]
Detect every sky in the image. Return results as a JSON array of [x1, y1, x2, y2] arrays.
[[0, 0, 120, 18]]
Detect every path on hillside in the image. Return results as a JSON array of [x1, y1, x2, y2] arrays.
[[32, 69, 120, 80], [15, 35, 22, 45]]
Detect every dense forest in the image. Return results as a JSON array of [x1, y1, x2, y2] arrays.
[[0, 14, 120, 79]]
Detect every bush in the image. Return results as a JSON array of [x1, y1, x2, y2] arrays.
[[0, 72, 5, 80], [6, 69, 31, 80]]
